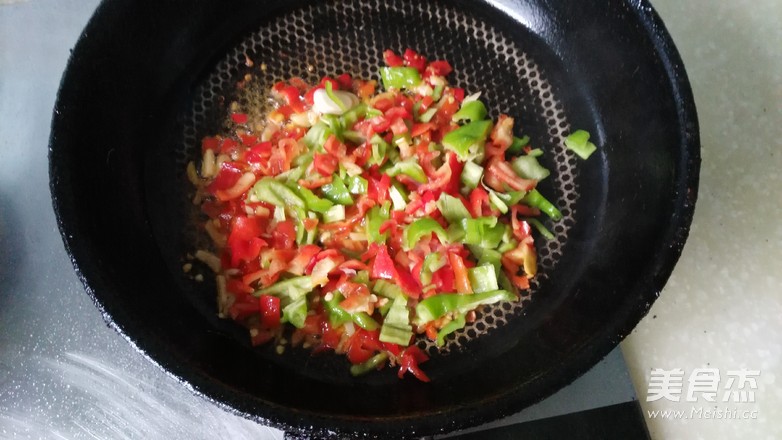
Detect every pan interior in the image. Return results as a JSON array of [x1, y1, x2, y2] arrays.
[[152, 0, 581, 361]]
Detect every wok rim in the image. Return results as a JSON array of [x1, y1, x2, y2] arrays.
[[48, 0, 700, 437]]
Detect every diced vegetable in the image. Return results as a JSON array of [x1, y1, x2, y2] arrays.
[[321, 174, 354, 205], [380, 67, 422, 90], [452, 100, 488, 123], [460, 161, 484, 190], [565, 129, 598, 159], [511, 155, 550, 181], [379, 296, 413, 345], [442, 120, 493, 160]]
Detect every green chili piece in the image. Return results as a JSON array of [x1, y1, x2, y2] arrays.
[[389, 182, 408, 211], [294, 184, 334, 213], [368, 134, 389, 166], [366, 107, 383, 118], [385, 158, 427, 184], [252, 178, 307, 209], [340, 103, 367, 128], [304, 211, 318, 245], [255, 276, 313, 297], [437, 193, 472, 224], [322, 204, 345, 223], [467, 265, 499, 293], [302, 122, 333, 150], [346, 175, 368, 195], [324, 292, 380, 330], [507, 135, 531, 155], [452, 100, 488, 123], [512, 155, 550, 181], [321, 174, 354, 205], [323, 292, 352, 326], [366, 204, 390, 244], [380, 67, 422, 90], [522, 189, 563, 221], [447, 217, 505, 249], [418, 107, 438, 123], [403, 218, 449, 250], [353, 270, 370, 285], [413, 290, 516, 326], [469, 246, 502, 273], [350, 352, 389, 377], [436, 314, 466, 346], [564, 129, 597, 159], [460, 160, 484, 190], [379, 296, 413, 346], [526, 217, 556, 240], [442, 120, 493, 160], [432, 84, 445, 102], [372, 279, 406, 300], [282, 296, 308, 329], [419, 252, 447, 286], [352, 312, 380, 331], [488, 190, 509, 214]]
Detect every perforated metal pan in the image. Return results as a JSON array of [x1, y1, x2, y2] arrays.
[[49, 0, 699, 438]]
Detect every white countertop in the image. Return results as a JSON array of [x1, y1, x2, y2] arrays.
[[622, 1, 782, 438]]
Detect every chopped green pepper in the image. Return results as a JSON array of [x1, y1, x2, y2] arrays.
[[469, 246, 502, 273], [380, 66, 422, 90], [507, 135, 531, 155], [321, 174, 354, 205], [442, 120, 493, 160], [436, 313, 466, 346], [294, 184, 334, 213], [254, 276, 312, 297], [389, 182, 408, 211], [448, 217, 505, 249], [385, 158, 427, 184], [564, 129, 597, 159], [419, 252, 447, 286], [251, 177, 306, 209], [418, 107, 438, 123], [302, 122, 333, 150], [368, 134, 389, 166], [324, 292, 379, 330], [511, 155, 550, 181], [488, 190, 509, 214], [460, 160, 484, 190], [366, 203, 390, 244], [526, 217, 555, 240], [350, 352, 389, 377], [379, 296, 413, 345], [282, 296, 308, 328], [431, 84, 444, 102], [345, 175, 368, 195], [522, 189, 562, 221], [437, 193, 472, 224], [452, 100, 488, 123], [322, 204, 346, 223], [372, 279, 406, 300], [255, 276, 313, 329], [403, 218, 449, 250], [467, 265, 499, 293], [413, 290, 516, 326]]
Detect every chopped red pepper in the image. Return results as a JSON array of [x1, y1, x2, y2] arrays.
[[398, 346, 430, 382]]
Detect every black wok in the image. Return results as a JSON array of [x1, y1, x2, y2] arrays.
[[49, 0, 699, 437]]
